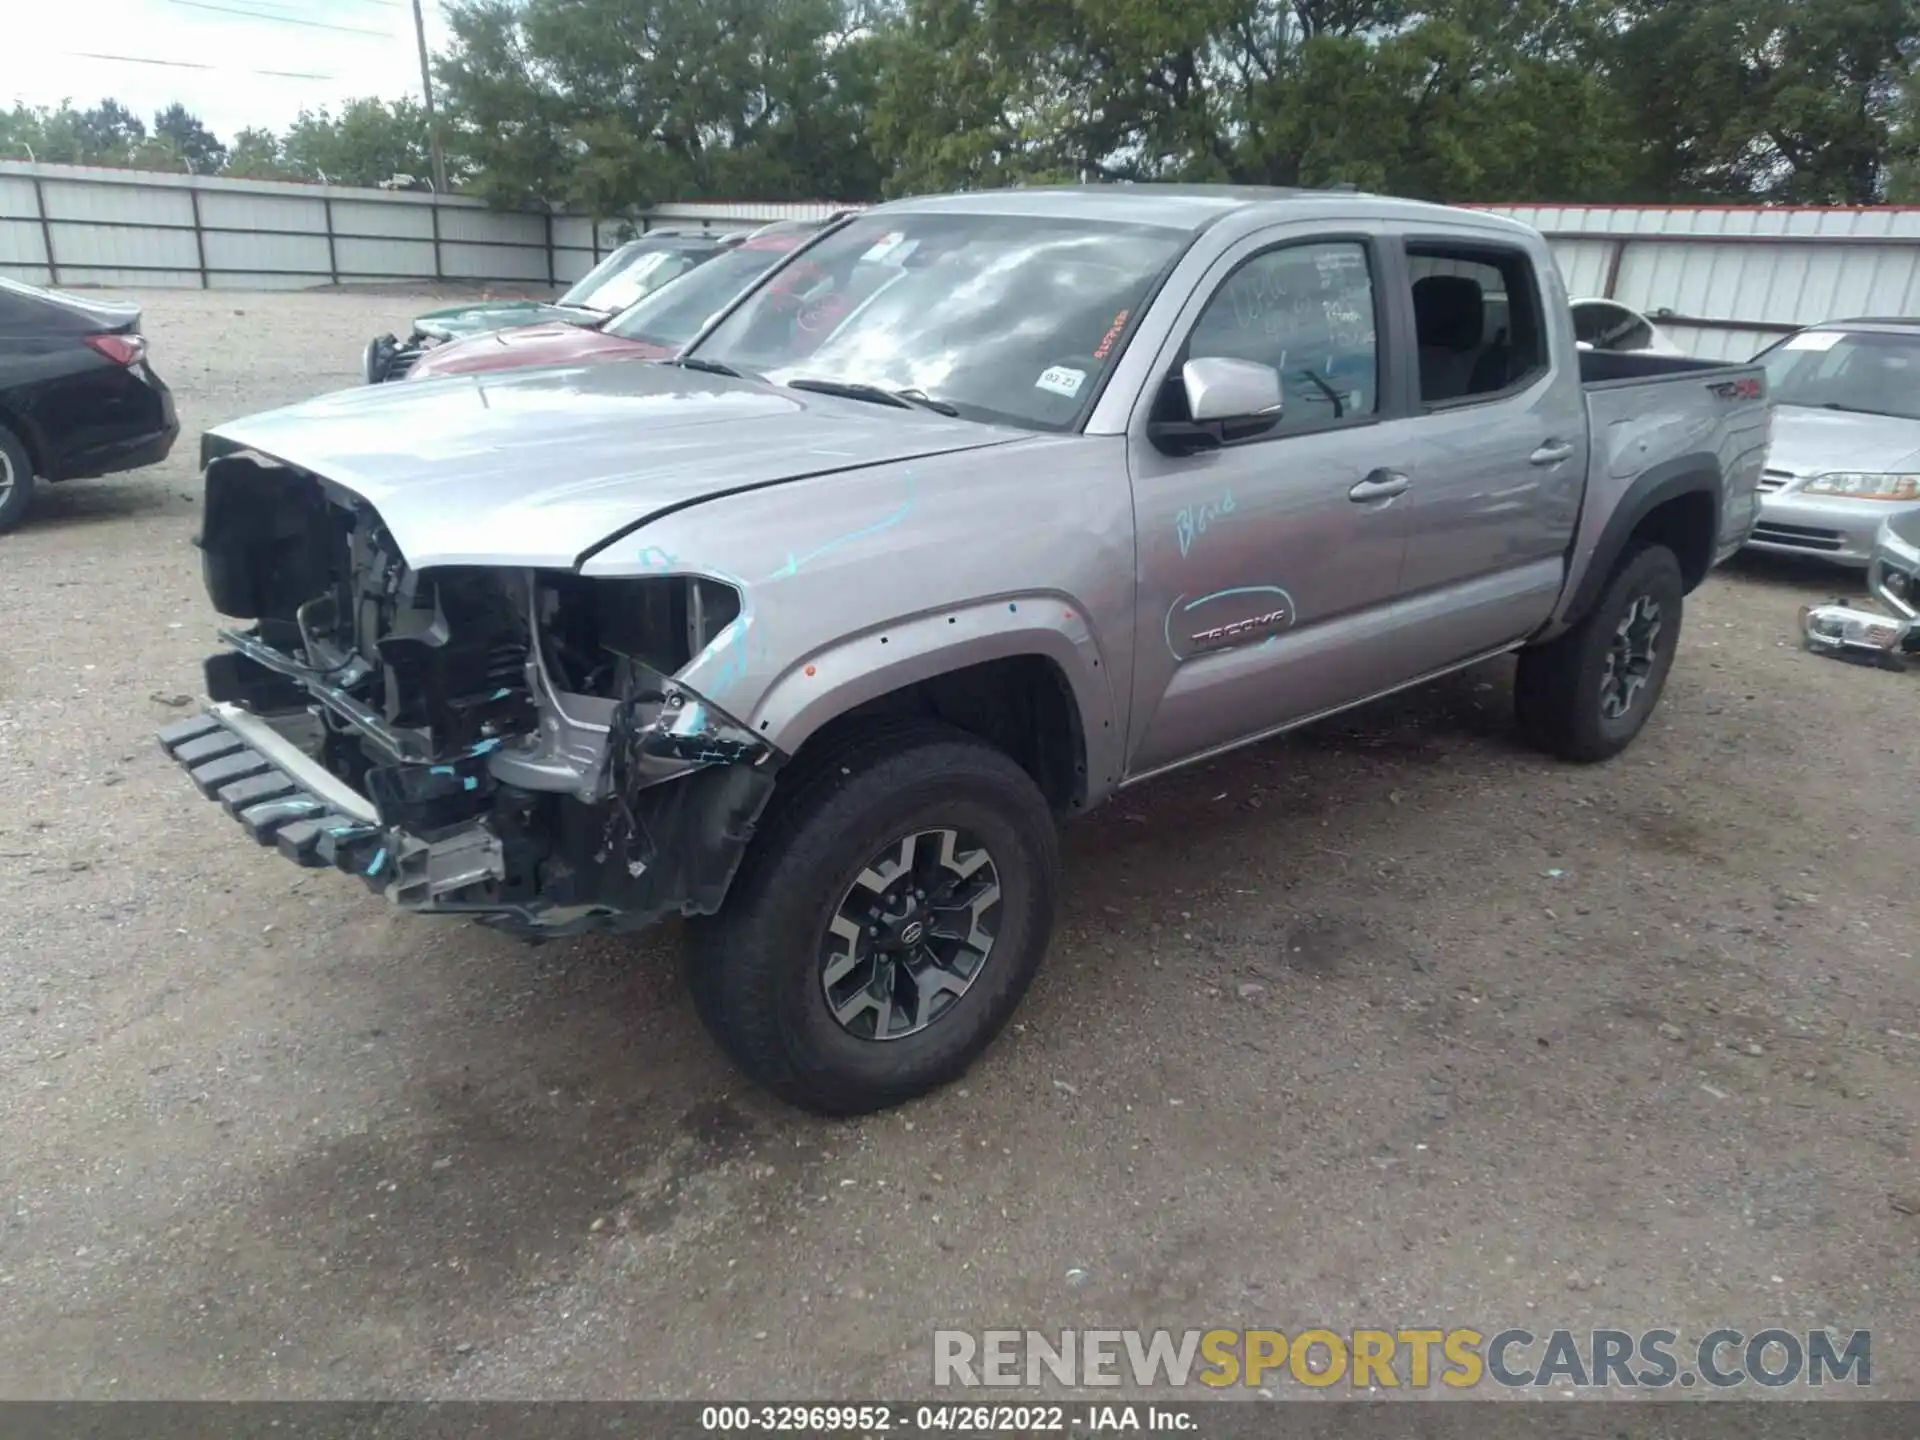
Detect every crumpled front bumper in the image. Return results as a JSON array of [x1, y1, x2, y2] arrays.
[[156, 704, 499, 904], [159, 671, 780, 939], [1799, 521, 1920, 668]]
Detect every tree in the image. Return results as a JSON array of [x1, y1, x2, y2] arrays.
[[154, 104, 228, 174], [1605, 0, 1920, 202], [222, 127, 299, 181], [281, 97, 433, 187], [7, 0, 1920, 206], [435, 0, 885, 214]]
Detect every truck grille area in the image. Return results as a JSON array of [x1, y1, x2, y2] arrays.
[[198, 454, 535, 771]]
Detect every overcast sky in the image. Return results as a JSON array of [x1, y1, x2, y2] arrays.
[[1, 0, 452, 143]]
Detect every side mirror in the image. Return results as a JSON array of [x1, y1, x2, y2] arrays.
[[1150, 356, 1284, 454], [1187, 356, 1283, 424]]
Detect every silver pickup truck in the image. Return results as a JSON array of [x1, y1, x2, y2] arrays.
[[164, 187, 1771, 1114]]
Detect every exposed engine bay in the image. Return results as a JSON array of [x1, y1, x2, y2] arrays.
[[179, 452, 776, 936]]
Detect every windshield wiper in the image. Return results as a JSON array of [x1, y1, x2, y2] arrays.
[[1290, 368, 1345, 419], [785, 376, 959, 416], [896, 388, 961, 416], [1818, 401, 1888, 416], [669, 356, 747, 378]]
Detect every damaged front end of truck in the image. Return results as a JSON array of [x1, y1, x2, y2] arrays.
[[159, 451, 778, 939]]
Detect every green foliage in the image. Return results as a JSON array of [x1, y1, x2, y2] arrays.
[[434, 0, 884, 213], [282, 98, 434, 189], [5, 0, 1917, 209], [154, 104, 228, 174], [222, 128, 299, 182]]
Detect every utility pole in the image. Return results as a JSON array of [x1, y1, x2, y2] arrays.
[[411, 0, 449, 194]]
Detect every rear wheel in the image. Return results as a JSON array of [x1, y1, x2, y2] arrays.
[[0, 426, 36, 534], [1515, 542, 1685, 762], [686, 720, 1059, 1115]]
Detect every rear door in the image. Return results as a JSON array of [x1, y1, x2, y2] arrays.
[[1385, 234, 1586, 660], [1123, 219, 1432, 778]]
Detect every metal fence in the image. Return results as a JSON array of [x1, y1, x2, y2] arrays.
[[0, 160, 849, 292], [7, 163, 1920, 362], [1483, 204, 1920, 360]]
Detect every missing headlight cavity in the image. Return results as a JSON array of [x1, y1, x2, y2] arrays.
[[535, 573, 741, 691]]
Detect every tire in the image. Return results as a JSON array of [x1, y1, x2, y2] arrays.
[[0, 426, 36, 535], [1515, 542, 1685, 763], [686, 719, 1060, 1115]]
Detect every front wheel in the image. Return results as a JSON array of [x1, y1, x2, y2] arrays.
[[686, 720, 1059, 1115], [1515, 542, 1685, 763]]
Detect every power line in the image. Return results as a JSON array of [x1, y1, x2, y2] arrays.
[[67, 50, 336, 79], [162, 0, 393, 36]]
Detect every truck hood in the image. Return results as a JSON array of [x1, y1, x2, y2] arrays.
[[1767, 404, 1920, 478], [413, 301, 601, 342], [205, 360, 1027, 570]]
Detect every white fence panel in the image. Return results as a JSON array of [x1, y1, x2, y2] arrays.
[[333, 235, 436, 278], [1484, 203, 1920, 358], [202, 228, 331, 274], [330, 197, 434, 242], [197, 189, 327, 234], [0, 217, 48, 269], [0, 164, 1912, 365], [51, 222, 197, 269]]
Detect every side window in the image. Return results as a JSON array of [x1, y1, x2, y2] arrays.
[[1572, 300, 1653, 352], [1406, 245, 1548, 405], [1162, 240, 1378, 434]]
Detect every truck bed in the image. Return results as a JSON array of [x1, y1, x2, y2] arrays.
[[1543, 347, 1772, 641], [1577, 348, 1747, 387]]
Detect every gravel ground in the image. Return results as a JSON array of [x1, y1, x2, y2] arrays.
[[1, 288, 1917, 1401]]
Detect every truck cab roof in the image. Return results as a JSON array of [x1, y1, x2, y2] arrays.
[[866, 183, 1539, 241]]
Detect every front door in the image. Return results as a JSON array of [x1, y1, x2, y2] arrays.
[[1123, 224, 1431, 779]]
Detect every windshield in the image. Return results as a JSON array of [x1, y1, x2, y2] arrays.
[[688, 212, 1191, 431], [559, 241, 708, 314], [1762, 328, 1920, 421], [1572, 301, 1653, 352], [602, 232, 811, 349]]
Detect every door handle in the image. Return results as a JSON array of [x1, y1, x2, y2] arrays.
[[1349, 469, 1410, 502], [1530, 440, 1576, 466]]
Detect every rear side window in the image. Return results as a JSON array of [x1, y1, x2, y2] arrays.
[[1405, 246, 1548, 406]]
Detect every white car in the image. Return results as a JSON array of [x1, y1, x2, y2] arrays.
[[1745, 320, 1920, 566], [1569, 297, 1687, 356]]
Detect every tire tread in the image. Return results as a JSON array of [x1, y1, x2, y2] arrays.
[[686, 717, 1058, 1114]]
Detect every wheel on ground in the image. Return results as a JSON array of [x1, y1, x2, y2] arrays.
[[686, 720, 1060, 1115], [1515, 542, 1685, 763], [0, 426, 36, 534]]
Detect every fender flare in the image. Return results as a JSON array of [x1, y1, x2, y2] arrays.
[[748, 594, 1123, 791], [1562, 452, 1722, 626]]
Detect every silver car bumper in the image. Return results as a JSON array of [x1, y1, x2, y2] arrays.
[[1800, 519, 1920, 665], [1749, 491, 1920, 566]]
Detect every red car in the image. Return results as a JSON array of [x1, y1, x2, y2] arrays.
[[405, 218, 834, 381]]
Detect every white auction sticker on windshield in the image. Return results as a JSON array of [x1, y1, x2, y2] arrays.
[[1784, 329, 1844, 351], [1035, 365, 1086, 398], [860, 232, 907, 263]]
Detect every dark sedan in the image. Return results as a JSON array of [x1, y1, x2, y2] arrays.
[[0, 276, 180, 532]]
